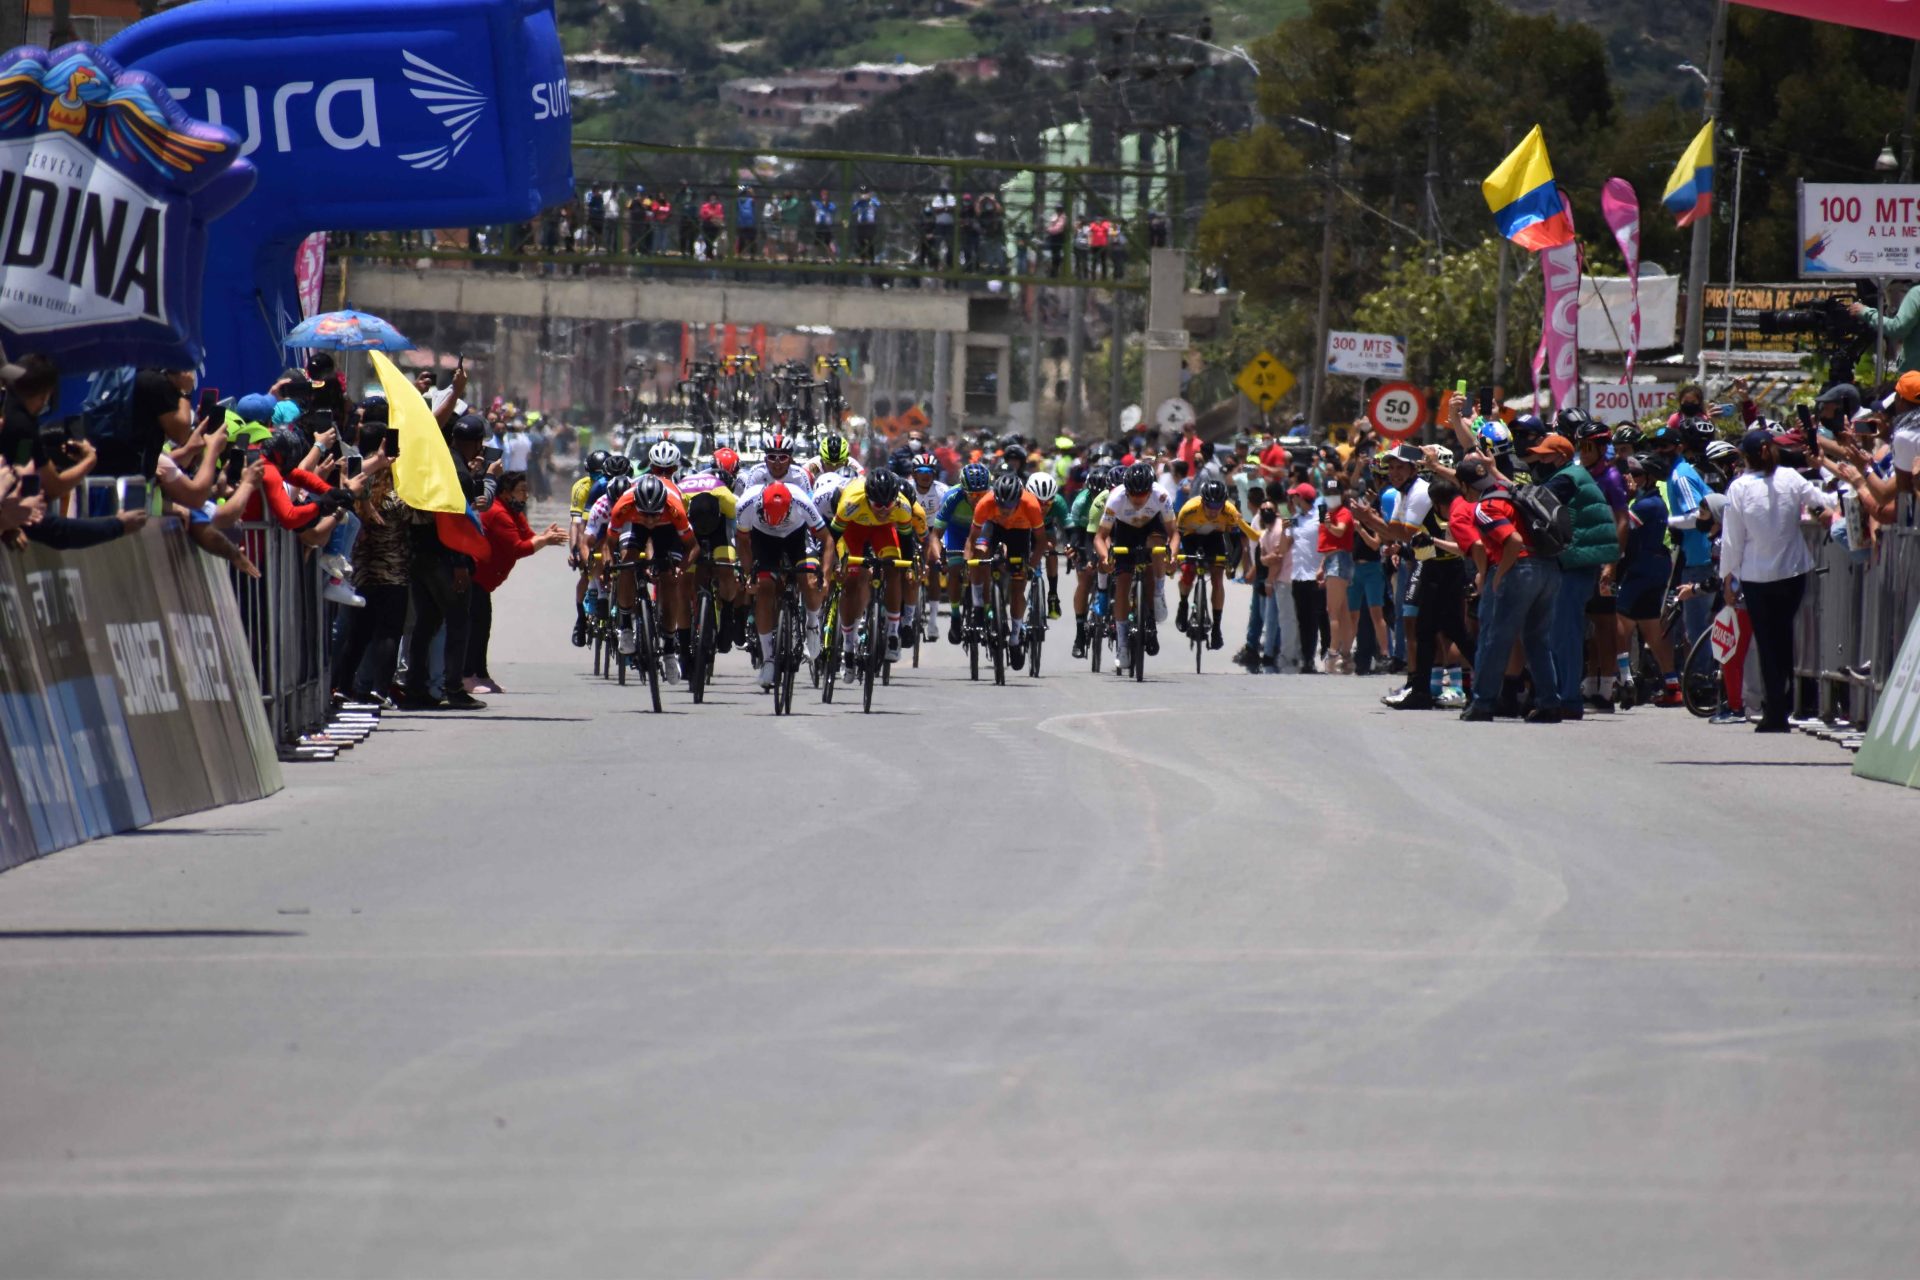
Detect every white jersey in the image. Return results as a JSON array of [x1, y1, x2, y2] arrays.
[[910, 479, 950, 524], [1099, 487, 1173, 530], [812, 468, 855, 517], [741, 462, 814, 495], [737, 482, 827, 537], [806, 456, 866, 482]]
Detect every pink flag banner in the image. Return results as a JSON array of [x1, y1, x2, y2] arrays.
[[1601, 179, 1642, 382], [1538, 191, 1582, 412], [294, 233, 327, 320]]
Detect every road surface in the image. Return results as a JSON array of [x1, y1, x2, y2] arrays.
[[1, 555, 1915, 1278]]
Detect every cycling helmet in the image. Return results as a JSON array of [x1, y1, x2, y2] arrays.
[[586, 449, 610, 475], [1554, 407, 1594, 437], [1198, 478, 1228, 507], [1087, 464, 1114, 492], [765, 433, 794, 459], [634, 474, 669, 515], [1509, 413, 1547, 448], [1632, 450, 1669, 479], [1612, 424, 1644, 450], [760, 481, 793, 526], [604, 476, 633, 504], [1369, 451, 1393, 478], [1429, 444, 1455, 470], [819, 435, 851, 469], [1002, 445, 1029, 471], [1025, 472, 1058, 503], [911, 452, 939, 473], [992, 473, 1024, 508], [1572, 418, 1613, 444], [961, 462, 991, 492], [604, 455, 634, 478], [865, 467, 901, 507], [1477, 419, 1513, 449], [1683, 417, 1719, 448], [1122, 463, 1154, 495], [648, 439, 682, 471], [712, 446, 739, 476]]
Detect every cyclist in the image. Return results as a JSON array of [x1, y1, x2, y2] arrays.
[[832, 466, 914, 665], [1171, 477, 1258, 651], [933, 462, 992, 643], [904, 453, 949, 641], [1026, 471, 1070, 619], [680, 451, 744, 652], [568, 448, 611, 646], [1093, 462, 1173, 667], [740, 433, 813, 495], [645, 438, 684, 491], [967, 472, 1049, 668], [808, 433, 865, 483], [1068, 463, 1113, 658], [608, 474, 699, 682], [736, 479, 834, 690]]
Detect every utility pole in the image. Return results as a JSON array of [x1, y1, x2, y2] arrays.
[[1066, 291, 1085, 435], [1107, 293, 1127, 437], [1423, 105, 1442, 256], [1682, 0, 1728, 372], [1308, 141, 1340, 434]]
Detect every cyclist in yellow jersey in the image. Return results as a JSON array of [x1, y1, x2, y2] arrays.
[[568, 449, 613, 646], [832, 468, 914, 663], [1171, 477, 1258, 651]]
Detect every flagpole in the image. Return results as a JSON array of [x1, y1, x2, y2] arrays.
[[1722, 146, 1746, 374], [1682, 0, 1727, 380]]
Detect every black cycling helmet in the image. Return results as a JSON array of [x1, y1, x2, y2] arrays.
[[1683, 417, 1719, 448], [865, 467, 901, 507], [1632, 450, 1670, 479], [1612, 424, 1644, 450], [634, 473, 668, 515], [604, 476, 633, 504], [586, 448, 610, 475], [1555, 407, 1595, 438], [992, 472, 1024, 508], [1198, 478, 1228, 507], [1087, 463, 1113, 492], [1123, 462, 1154, 495], [604, 454, 633, 478]]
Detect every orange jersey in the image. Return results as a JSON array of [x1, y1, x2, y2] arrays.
[[608, 488, 693, 535], [968, 490, 1046, 533]]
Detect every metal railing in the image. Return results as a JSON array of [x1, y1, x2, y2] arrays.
[[1793, 520, 1920, 725], [228, 522, 332, 749]]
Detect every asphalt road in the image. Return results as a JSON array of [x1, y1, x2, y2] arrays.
[[1, 551, 1916, 1279]]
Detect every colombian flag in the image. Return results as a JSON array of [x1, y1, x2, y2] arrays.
[[1482, 125, 1574, 251], [1662, 121, 1715, 227]]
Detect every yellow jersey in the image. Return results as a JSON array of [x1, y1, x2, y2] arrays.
[[834, 478, 914, 530], [1175, 495, 1258, 538], [569, 475, 595, 520]]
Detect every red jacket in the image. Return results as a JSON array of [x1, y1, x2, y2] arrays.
[[474, 501, 535, 593], [247, 464, 332, 530]]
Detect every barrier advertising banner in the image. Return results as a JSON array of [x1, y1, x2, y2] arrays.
[[0, 527, 281, 871], [1799, 182, 1920, 277], [1853, 603, 1920, 789]]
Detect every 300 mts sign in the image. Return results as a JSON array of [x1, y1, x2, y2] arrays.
[[1366, 381, 1428, 440]]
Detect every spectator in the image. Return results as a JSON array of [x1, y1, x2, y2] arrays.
[[330, 462, 411, 706], [810, 187, 837, 260], [1572, 417, 1633, 711], [1720, 427, 1834, 733], [1529, 428, 1618, 721], [1616, 452, 1682, 708], [1317, 477, 1356, 672], [1652, 423, 1717, 653], [1459, 455, 1561, 723], [697, 190, 726, 259], [1255, 495, 1298, 672], [467, 471, 566, 695], [1285, 482, 1325, 673], [735, 185, 758, 259], [852, 184, 881, 265], [400, 413, 490, 712], [1045, 205, 1068, 276]]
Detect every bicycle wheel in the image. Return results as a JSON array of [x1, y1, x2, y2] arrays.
[[862, 593, 881, 713], [592, 621, 605, 676], [1135, 573, 1150, 682], [689, 587, 712, 705], [774, 598, 796, 715], [1090, 595, 1103, 673], [1191, 586, 1207, 675], [968, 612, 980, 681], [814, 593, 838, 689], [1681, 627, 1722, 719], [991, 574, 1007, 686], [615, 614, 627, 687], [639, 599, 662, 713]]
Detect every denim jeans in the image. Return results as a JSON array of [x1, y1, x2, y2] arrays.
[[1260, 586, 1299, 668], [1389, 559, 1412, 663], [1469, 557, 1560, 711], [1550, 563, 1600, 711], [325, 511, 360, 561], [1245, 574, 1265, 648]]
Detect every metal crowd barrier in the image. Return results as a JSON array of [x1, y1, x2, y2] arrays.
[[1793, 520, 1920, 726], [229, 521, 332, 750]]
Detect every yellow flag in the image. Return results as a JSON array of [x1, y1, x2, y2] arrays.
[[369, 351, 466, 515]]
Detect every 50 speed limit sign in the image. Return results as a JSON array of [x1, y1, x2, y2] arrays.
[[1366, 381, 1428, 441]]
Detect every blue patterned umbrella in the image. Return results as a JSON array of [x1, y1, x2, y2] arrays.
[[285, 309, 414, 351]]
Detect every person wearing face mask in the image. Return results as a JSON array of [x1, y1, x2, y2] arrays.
[[1317, 477, 1357, 672], [1530, 424, 1619, 721], [468, 471, 566, 695]]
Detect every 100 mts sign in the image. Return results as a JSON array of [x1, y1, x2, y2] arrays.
[[1366, 381, 1427, 440]]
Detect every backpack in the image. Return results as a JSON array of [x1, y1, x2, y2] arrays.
[[1506, 482, 1572, 558], [81, 366, 139, 451]]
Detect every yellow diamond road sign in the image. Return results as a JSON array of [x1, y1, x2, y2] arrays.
[[1236, 352, 1295, 412]]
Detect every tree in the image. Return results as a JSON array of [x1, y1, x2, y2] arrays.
[[1351, 238, 1544, 393]]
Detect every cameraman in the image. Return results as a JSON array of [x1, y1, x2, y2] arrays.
[[1849, 284, 1920, 384]]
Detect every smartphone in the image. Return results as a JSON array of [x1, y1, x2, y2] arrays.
[[346, 455, 363, 480], [382, 426, 401, 457], [310, 407, 337, 434], [197, 387, 220, 420], [457, 352, 466, 371], [1476, 385, 1494, 418], [1455, 378, 1468, 397], [482, 444, 503, 465], [1796, 404, 1814, 431]]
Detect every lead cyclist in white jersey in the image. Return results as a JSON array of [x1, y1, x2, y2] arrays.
[[1094, 462, 1173, 666]]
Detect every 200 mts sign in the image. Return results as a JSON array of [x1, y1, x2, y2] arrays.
[[1366, 381, 1428, 440]]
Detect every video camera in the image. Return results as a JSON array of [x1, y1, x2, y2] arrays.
[[1756, 285, 1879, 389]]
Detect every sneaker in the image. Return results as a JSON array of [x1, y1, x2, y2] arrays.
[[1754, 721, 1792, 734], [1259, 662, 1280, 674], [1383, 688, 1435, 710], [1436, 688, 1467, 709], [805, 628, 822, 661], [444, 692, 488, 711], [1524, 707, 1563, 724], [1386, 658, 1407, 675], [1231, 644, 1253, 667], [1209, 622, 1224, 651], [393, 690, 444, 711], [571, 616, 588, 648], [617, 627, 637, 655], [469, 679, 503, 695], [758, 659, 777, 690], [947, 614, 963, 645], [1010, 641, 1026, 669], [323, 577, 366, 607], [1459, 704, 1496, 722], [886, 634, 902, 663], [1175, 597, 1190, 633], [1709, 708, 1745, 725], [317, 552, 353, 579], [1584, 694, 1615, 714]]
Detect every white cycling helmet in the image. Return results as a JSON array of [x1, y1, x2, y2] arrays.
[[647, 439, 682, 471], [1704, 439, 1740, 462], [1429, 444, 1455, 469], [1025, 472, 1058, 502]]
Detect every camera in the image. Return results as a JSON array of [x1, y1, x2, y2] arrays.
[[1756, 288, 1878, 389]]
